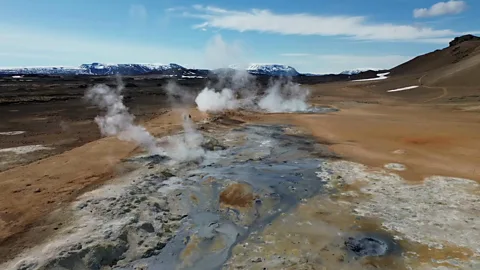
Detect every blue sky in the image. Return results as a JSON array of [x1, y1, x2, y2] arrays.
[[0, 0, 478, 73]]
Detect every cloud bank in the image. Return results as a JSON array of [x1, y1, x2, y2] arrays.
[[178, 5, 468, 43], [414, 1, 467, 18]]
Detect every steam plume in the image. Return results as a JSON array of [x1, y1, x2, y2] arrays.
[[258, 81, 310, 113], [163, 81, 206, 161], [195, 34, 312, 113], [162, 113, 205, 161], [85, 80, 161, 154], [195, 88, 240, 112]]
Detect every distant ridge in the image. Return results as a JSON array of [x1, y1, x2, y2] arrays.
[[0, 63, 187, 76], [0, 63, 303, 77], [246, 64, 299, 76], [340, 68, 379, 75], [0, 62, 393, 80]]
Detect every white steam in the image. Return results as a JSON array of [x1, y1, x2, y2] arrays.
[[195, 34, 312, 113], [204, 34, 246, 69], [85, 81, 161, 155], [164, 80, 196, 105], [162, 114, 205, 161], [86, 78, 209, 162], [195, 88, 239, 112], [258, 81, 310, 113]]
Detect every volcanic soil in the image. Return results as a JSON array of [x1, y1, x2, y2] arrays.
[[1, 56, 480, 267]]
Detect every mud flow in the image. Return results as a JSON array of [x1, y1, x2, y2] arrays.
[[118, 125, 402, 270]]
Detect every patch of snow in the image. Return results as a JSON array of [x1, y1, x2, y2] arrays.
[[352, 72, 390, 82], [181, 75, 204, 79], [0, 131, 25, 136], [387, 85, 419, 92], [0, 145, 52, 154]]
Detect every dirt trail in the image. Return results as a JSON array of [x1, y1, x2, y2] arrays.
[[418, 74, 449, 103]]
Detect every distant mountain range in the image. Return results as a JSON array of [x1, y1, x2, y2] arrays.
[[340, 68, 379, 75], [0, 63, 195, 77], [246, 64, 299, 76], [0, 62, 386, 79], [0, 63, 306, 77]]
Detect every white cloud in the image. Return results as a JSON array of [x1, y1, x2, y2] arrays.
[[280, 54, 412, 74], [177, 5, 468, 43], [165, 6, 186, 12], [129, 4, 148, 21], [414, 1, 467, 18]]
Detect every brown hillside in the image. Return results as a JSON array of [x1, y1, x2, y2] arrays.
[[390, 35, 480, 76]]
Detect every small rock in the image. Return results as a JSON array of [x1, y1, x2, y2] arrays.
[[34, 188, 41, 193], [170, 214, 188, 221], [139, 222, 155, 233], [133, 263, 148, 270], [155, 241, 166, 250], [119, 208, 131, 215], [71, 243, 83, 251], [201, 137, 227, 151], [251, 258, 263, 263], [384, 163, 406, 171], [17, 261, 38, 270], [141, 247, 156, 258], [161, 170, 175, 178]]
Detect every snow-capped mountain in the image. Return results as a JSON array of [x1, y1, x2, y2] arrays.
[[0, 66, 84, 75], [340, 68, 378, 75], [247, 64, 300, 76], [0, 63, 189, 76], [0, 63, 304, 77], [79, 63, 185, 76]]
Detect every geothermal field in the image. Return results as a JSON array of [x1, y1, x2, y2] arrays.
[[1, 36, 480, 270]]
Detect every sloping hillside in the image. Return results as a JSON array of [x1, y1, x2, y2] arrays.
[[390, 35, 480, 76]]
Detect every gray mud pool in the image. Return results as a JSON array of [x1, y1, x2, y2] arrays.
[[120, 125, 398, 270]]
